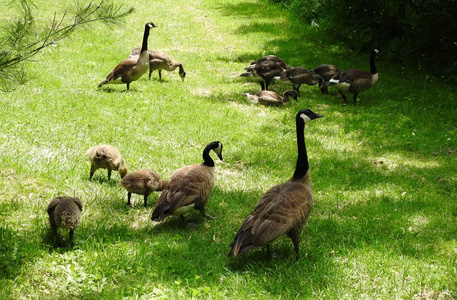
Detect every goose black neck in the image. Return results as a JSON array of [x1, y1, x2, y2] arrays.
[[202, 145, 215, 167], [140, 25, 151, 53], [370, 51, 377, 75], [293, 117, 308, 179]]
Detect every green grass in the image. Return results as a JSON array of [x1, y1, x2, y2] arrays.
[[1, 0, 457, 298]]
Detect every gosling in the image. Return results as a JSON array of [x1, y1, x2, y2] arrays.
[[47, 196, 83, 245], [119, 169, 169, 207], [86, 145, 127, 180]]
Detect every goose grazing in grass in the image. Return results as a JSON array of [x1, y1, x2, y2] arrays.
[[47, 196, 83, 245], [119, 169, 169, 207], [98, 22, 157, 91], [274, 67, 323, 96], [313, 64, 341, 95], [242, 90, 298, 106], [130, 47, 186, 81], [86, 145, 127, 180], [245, 55, 287, 72], [241, 55, 288, 91], [228, 109, 322, 260], [151, 141, 223, 223], [328, 49, 379, 105]]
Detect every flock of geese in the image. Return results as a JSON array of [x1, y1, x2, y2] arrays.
[[47, 22, 379, 260]]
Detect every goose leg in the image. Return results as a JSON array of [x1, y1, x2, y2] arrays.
[[199, 208, 214, 220], [126, 83, 130, 91], [259, 82, 265, 91], [159, 70, 162, 81], [143, 193, 149, 207], [338, 90, 348, 105], [127, 192, 132, 206], [353, 93, 358, 106], [107, 169, 112, 180], [149, 67, 153, 80]]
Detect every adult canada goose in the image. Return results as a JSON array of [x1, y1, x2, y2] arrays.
[[119, 169, 169, 207], [130, 47, 186, 81], [228, 109, 322, 260], [242, 90, 298, 106], [313, 64, 341, 95], [245, 55, 287, 72], [98, 22, 157, 91], [47, 196, 83, 245], [240, 60, 287, 91], [86, 145, 127, 180], [275, 67, 323, 96], [151, 141, 223, 223], [328, 49, 379, 105]]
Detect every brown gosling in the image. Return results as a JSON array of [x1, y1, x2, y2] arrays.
[[119, 169, 169, 207], [151, 141, 223, 224], [130, 47, 186, 81], [274, 67, 323, 96], [328, 49, 379, 105], [47, 196, 83, 245], [86, 145, 127, 180], [242, 90, 298, 106], [97, 22, 157, 91], [228, 109, 322, 260]]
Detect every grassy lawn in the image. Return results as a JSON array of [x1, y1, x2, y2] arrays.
[[1, 0, 456, 298]]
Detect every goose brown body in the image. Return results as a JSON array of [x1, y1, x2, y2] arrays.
[[151, 141, 223, 223], [98, 22, 156, 90], [228, 109, 322, 260], [86, 145, 127, 180], [329, 49, 379, 105], [130, 47, 186, 81], [47, 196, 83, 243], [243, 90, 297, 106], [241, 57, 287, 91], [119, 169, 169, 207], [276, 67, 323, 96], [313, 64, 341, 94]]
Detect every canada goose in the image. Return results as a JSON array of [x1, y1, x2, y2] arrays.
[[130, 47, 186, 81], [245, 55, 287, 72], [240, 60, 287, 91], [86, 145, 127, 180], [98, 22, 157, 91], [119, 169, 169, 207], [328, 49, 379, 105], [151, 141, 223, 223], [242, 90, 298, 106], [274, 67, 323, 96], [47, 196, 83, 244], [228, 109, 322, 260], [312, 64, 341, 95]]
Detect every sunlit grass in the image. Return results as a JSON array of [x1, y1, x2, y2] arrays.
[[1, 0, 457, 298]]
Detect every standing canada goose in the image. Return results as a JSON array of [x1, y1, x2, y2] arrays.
[[47, 196, 83, 245], [86, 145, 127, 180], [312, 64, 341, 95], [274, 67, 323, 96], [242, 90, 298, 106], [130, 47, 186, 81], [98, 22, 157, 91], [240, 60, 287, 91], [119, 169, 169, 207], [328, 49, 379, 105], [228, 109, 322, 260], [151, 141, 223, 223]]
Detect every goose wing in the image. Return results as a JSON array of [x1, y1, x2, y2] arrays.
[[229, 180, 312, 256], [105, 58, 138, 82], [151, 164, 214, 221]]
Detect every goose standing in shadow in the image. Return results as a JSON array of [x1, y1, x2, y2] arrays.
[[274, 67, 323, 96], [228, 109, 322, 260], [328, 49, 379, 105], [98, 22, 157, 91], [241, 55, 288, 91], [151, 141, 223, 224], [242, 90, 297, 106], [119, 169, 169, 207], [313, 64, 341, 95]]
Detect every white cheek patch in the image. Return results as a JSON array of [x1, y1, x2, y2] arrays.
[[214, 143, 222, 156], [300, 114, 312, 123]]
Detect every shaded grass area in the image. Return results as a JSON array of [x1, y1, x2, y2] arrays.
[[1, 0, 457, 298]]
